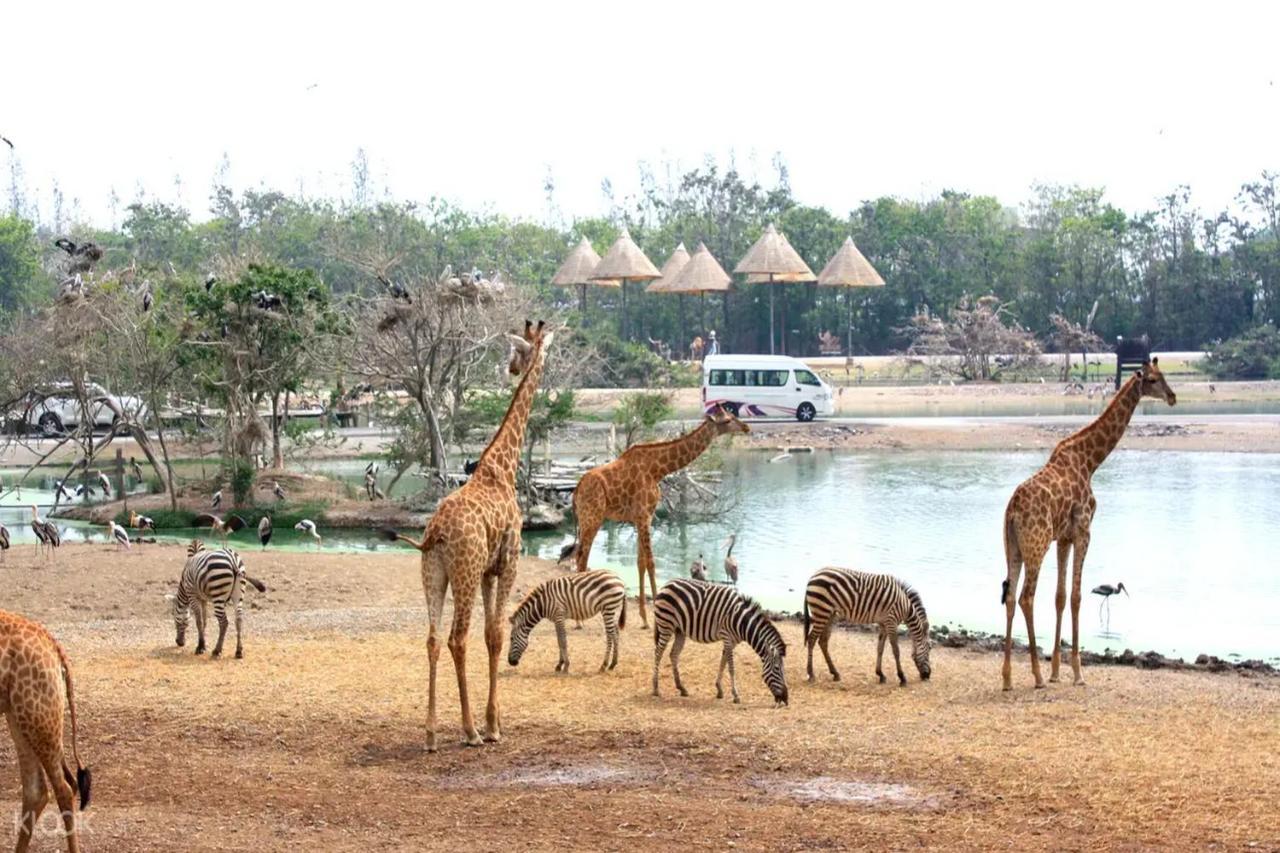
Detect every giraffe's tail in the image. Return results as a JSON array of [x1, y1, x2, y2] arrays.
[[54, 640, 91, 810], [1001, 512, 1020, 606], [381, 528, 432, 551]]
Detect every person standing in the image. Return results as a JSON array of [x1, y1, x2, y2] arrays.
[[706, 330, 720, 358]]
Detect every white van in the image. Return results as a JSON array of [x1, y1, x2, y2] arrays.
[[701, 354, 835, 422]]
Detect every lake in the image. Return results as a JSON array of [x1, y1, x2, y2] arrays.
[[5, 450, 1276, 662]]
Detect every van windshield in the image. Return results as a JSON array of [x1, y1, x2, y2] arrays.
[[795, 369, 821, 386]]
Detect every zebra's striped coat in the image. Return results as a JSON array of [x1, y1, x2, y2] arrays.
[[803, 567, 931, 685], [167, 541, 266, 659], [507, 570, 627, 672], [652, 579, 788, 706]]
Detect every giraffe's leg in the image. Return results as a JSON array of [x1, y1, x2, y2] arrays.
[[1071, 531, 1091, 686], [6, 717, 48, 853], [889, 629, 906, 686], [422, 555, 449, 754], [1020, 556, 1046, 689], [210, 602, 229, 658], [482, 531, 520, 743], [635, 521, 656, 630], [1001, 539, 1024, 691], [554, 616, 569, 672], [1050, 539, 1071, 682], [669, 633, 689, 696], [574, 513, 602, 573], [193, 601, 208, 655], [33, 738, 79, 853], [820, 625, 840, 681], [652, 626, 671, 696], [448, 573, 483, 747], [875, 626, 888, 683]]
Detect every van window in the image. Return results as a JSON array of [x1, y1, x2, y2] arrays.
[[795, 369, 821, 386], [709, 369, 745, 387]]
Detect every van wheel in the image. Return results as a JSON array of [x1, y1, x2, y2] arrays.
[[38, 412, 64, 436], [796, 403, 816, 423]]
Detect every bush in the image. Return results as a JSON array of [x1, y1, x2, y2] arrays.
[[1204, 325, 1280, 379], [613, 392, 673, 449], [229, 458, 257, 506], [580, 327, 684, 388]]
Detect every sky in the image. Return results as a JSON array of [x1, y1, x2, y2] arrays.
[[4, 0, 1279, 228]]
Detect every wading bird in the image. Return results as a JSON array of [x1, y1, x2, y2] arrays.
[[1091, 582, 1128, 626], [211, 489, 222, 509], [690, 554, 708, 582], [258, 515, 272, 549], [54, 481, 72, 503], [723, 534, 739, 584], [130, 457, 144, 482], [30, 506, 59, 562], [96, 471, 111, 497], [108, 521, 131, 551], [74, 484, 95, 500], [192, 512, 247, 542], [273, 481, 286, 501], [294, 519, 321, 549]]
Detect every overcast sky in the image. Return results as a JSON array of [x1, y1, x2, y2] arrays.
[[5, 1, 1279, 227]]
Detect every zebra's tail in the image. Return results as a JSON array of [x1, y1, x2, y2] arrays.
[[54, 640, 91, 810], [618, 597, 627, 629], [244, 575, 267, 593]]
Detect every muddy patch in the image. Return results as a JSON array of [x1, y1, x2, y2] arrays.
[[445, 761, 645, 789], [755, 776, 937, 808]]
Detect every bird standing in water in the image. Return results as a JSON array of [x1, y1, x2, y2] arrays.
[[723, 534, 739, 584], [1091, 582, 1128, 628]]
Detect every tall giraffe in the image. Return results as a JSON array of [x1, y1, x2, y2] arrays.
[[385, 320, 555, 751], [564, 405, 750, 627], [1, 609, 91, 853], [1001, 359, 1176, 690]]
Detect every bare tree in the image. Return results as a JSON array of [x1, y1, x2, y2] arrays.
[[902, 295, 1041, 380], [1047, 307, 1105, 382]]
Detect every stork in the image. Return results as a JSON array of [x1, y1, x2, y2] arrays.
[[690, 554, 708, 582], [294, 519, 321, 550], [1091, 582, 1129, 627], [273, 481, 286, 502], [723, 533, 739, 584], [96, 471, 112, 497], [54, 481, 72, 503], [258, 515, 273, 549], [192, 513, 247, 542], [108, 521, 131, 551], [211, 489, 222, 509], [130, 456, 144, 483]]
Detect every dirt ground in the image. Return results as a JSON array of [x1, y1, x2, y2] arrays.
[[1, 543, 1277, 851]]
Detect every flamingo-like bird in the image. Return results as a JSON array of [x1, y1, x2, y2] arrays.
[[193, 513, 247, 542], [1092, 582, 1129, 626], [723, 533, 739, 584], [211, 489, 223, 509], [108, 521, 131, 551], [0, 521, 9, 563], [690, 554, 709, 582], [258, 515, 272, 549], [294, 519, 321, 549]]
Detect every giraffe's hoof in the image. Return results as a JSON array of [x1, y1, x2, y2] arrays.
[[1073, 678, 1086, 687], [484, 730, 502, 744], [1034, 682, 1046, 690], [1002, 685, 1013, 692], [463, 734, 484, 748], [1049, 675, 1060, 683]]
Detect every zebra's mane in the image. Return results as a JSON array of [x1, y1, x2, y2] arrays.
[[899, 578, 928, 623], [512, 586, 543, 620], [737, 594, 786, 655]]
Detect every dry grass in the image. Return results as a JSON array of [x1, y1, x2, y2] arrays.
[[1, 543, 1277, 851]]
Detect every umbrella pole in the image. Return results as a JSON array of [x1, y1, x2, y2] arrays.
[[769, 275, 776, 355], [699, 291, 706, 339], [722, 291, 729, 353], [620, 280, 628, 340], [581, 283, 589, 327], [847, 288, 854, 357], [678, 294, 687, 359]]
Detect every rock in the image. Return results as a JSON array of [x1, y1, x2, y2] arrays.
[[523, 503, 565, 531]]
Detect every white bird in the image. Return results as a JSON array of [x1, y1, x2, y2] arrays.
[[258, 515, 272, 549], [211, 489, 222, 509], [273, 481, 286, 501], [29, 505, 59, 561], [364, 461, 380, 476], [690, 554, 708, 582], [53, 481, 72, 503], [108, 521, 131, 551], [294, 519, 321, 549], [0, 522, 9, 562], [74, 484, 95, 499], [723, 534, 739, 584], [769, 451, 792, 464], [204, 272, 217, 292], [97, 471, 112, 496]]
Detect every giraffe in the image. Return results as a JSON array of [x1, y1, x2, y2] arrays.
[[1001, 359, 1176, 690], [0, 610, 91, 853], [563, 405, 750, 628], [384, 320, 555, 751]]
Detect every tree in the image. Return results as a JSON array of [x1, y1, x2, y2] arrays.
[[613, 392, 674, 449], [0, 214, 48, 311], [1203, 325, 1280, 379], [903, 295, 1041, 381]]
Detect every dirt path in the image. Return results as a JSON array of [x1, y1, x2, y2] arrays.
[[1, 545, 1277, 851]]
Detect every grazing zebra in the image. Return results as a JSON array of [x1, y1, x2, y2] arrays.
[[652, 579, 788, 706], [507, 570, 627, 672], [803, 567, 932, 686], [167, 541, 267, 659]]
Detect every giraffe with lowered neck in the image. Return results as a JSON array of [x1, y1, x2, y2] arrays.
[[385, 320, 555, 751], [562, 405, 750, 627], [1001, 358, 1176, 690]]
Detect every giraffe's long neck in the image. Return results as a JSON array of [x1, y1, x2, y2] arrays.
[[1051, 373, 1143, 475], [642, 419, 716, 477], [474, 343, 549, 493]]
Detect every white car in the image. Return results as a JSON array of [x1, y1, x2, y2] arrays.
[[27, 382, 148, 435], [702, 354, 836, 422]]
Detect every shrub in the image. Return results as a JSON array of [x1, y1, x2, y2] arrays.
[[229, 458, 257, 506], [1204, 325, 1280, 379], [613, 392, 673, 449]]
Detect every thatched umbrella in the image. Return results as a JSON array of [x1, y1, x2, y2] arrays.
[[663, 242, 732, 353], [734, 224, 815, 354], [818, 236, 885, 356], [552, 236, 618, 325], [646, 243, 692, 353], [591, 228, 660, 340]]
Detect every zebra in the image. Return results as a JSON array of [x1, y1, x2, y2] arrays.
[[651, 579, 788, 706], [803, 567, 931, 686], [507, 570, 627, 673], [166, 540, 267, 659]]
